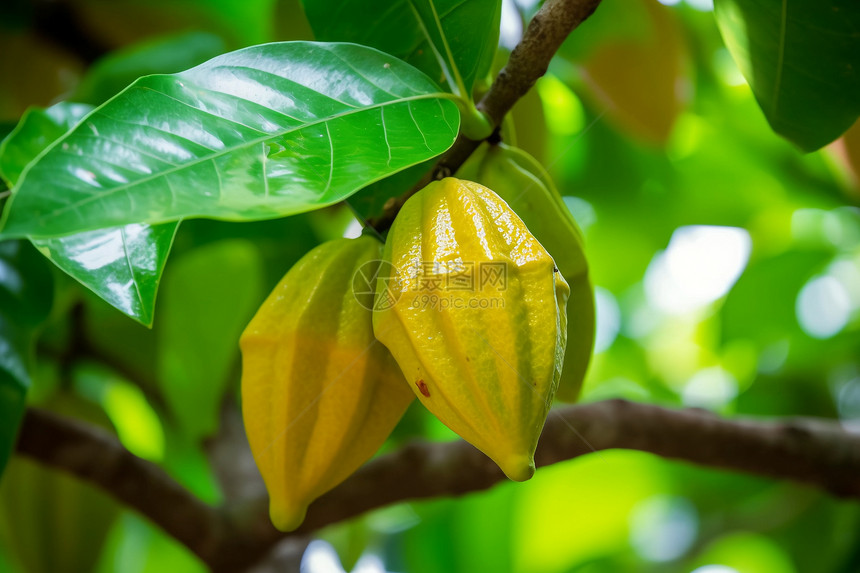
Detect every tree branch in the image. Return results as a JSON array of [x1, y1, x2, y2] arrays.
[[15, 408, 226, 567], [16, 400, 860, 572], [368, 0, 602, 231]]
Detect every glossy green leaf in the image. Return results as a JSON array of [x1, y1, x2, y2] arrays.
[[0, 240, 54, 329], [714, 0, 860, 151], [32, 224, 178, 326], [0, 42, 459, 241], [0, 103, 178, 325], [157, 240, 263, 439], [0, 316, 30, 479], [0, 241, 53, 477], [74, 31, 228, 105], [304, 0, 501, 99]]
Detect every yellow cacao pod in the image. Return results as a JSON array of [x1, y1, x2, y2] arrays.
[[373, 178, 568, 481], [459, 143, 595, 402], [240, 236, 414, 532]]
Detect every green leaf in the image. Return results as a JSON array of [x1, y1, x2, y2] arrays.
[[0, 316, 30, 478], [0, 103, 94, 186], [720, 250, 829, 347], [0, 240, 54, 329], [0, 42, 459, 241], [348, 159, 432, 221], [74, 31, 228, 105], [31, 224, 178, 326], [304, 0, 501, 99], [156, 240, 263, 439], [0, 103, 178, 325], [0, 240, 53, 477], [714, 0, 860, 151]]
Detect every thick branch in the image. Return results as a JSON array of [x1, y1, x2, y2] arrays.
[[15, 409, 226, 567], [369, 0, 602, 231], [17, 400, 860, 572], [220, 400, 860, 566]]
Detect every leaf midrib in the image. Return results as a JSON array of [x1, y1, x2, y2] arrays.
[[771, 0, 788, 116]]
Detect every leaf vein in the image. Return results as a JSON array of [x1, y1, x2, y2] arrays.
[[22, 95, 451, 226]]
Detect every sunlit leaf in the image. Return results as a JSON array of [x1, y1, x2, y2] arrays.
[[509, 80, 548, 163], [514, 451, 668, 572], [73, 362, 166, 462], [157, 240, 263, 439], [304, 0, 501, 99], [1, 42, 459, 240], [714, 0, 860, 151], [0, 102, 178, 325], [692, 531, 794, 573]]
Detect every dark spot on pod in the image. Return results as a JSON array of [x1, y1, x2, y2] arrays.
[[416, 379, 431, 397], [553, 266, 559, 273]]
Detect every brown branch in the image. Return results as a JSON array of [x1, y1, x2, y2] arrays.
[[16, 400, 860, 572], [218, 400, 860, 568], [15, 408, 226, 567], [368, 0, 603, 231]]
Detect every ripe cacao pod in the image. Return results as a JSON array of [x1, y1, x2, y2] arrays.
[[459, 143, 595, 402], [0, 393, 119, 573], [240, 236, 414, 532], [373, 177, 568, 481]]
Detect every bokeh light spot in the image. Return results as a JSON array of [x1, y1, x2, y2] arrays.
[[630, 495, 698, 562], [682, 367, 738, 410], [594, 286, 621, 353], [796, 275, 851, 339], [645, 226, 752, 315], [536, 75, 586, 136]]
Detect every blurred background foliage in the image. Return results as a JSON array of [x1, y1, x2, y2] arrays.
[[0, 0, 859, 572]]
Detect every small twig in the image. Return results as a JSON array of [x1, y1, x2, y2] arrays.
[[368, 0, 603, 232]]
